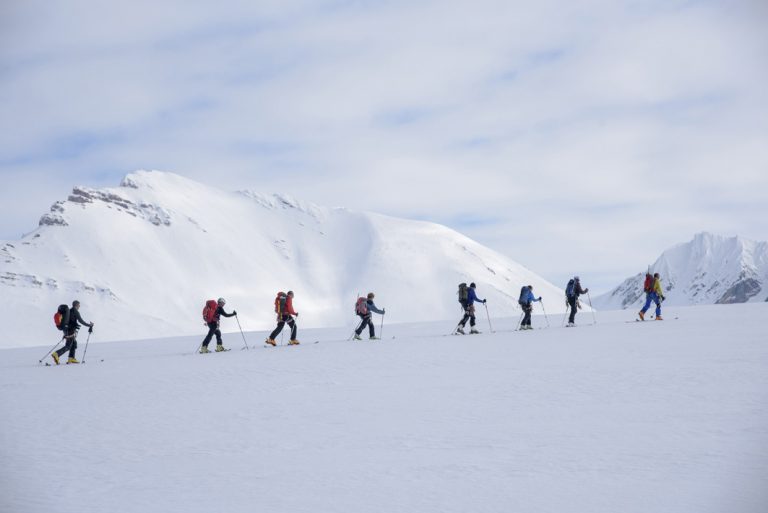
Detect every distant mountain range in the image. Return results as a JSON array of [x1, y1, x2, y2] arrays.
[[593, 232, 768, 310], [1, 171, 565, 348]]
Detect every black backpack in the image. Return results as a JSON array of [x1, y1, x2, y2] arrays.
[[458, 283, 468, 303], [54, 304, 70, 331]]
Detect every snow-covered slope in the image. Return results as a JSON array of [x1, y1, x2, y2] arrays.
[[2, 303, 767, 513], [593, 232, 768, 310], [1, 170, 565, 348]]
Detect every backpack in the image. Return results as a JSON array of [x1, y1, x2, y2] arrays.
[[643, 273, 654, 293], [275, 292, 287, 315], [518, 286, 529, 306], [54, 304, 69, 331], [565, 279, 575, 299], [202, 299, 218, 323], [458, 283, 468, 303], [355, 297, 368, 315]]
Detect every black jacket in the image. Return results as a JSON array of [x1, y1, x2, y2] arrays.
[[67, 308, 90, 330]]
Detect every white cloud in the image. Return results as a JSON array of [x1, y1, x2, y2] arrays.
[[2, 0, 767, 292]]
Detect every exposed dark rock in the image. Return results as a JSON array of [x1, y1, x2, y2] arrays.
[[715, 278, 762, 304], [39, 213, 68, 226]]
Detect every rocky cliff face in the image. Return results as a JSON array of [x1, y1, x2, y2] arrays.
[[593, 232, 768, 310]]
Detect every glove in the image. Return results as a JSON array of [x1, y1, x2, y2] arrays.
[[88, 326, 93, 334], [382, 309, 386, 314], [538, 297, 542, 301], [295, 312, 299, 317], [483, 299, 487, 304], [233, 310, 237, 316], [584, 288, 589, 294], [661, 296, 666, 302]]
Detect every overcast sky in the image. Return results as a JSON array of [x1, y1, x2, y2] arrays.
[[1, 0, 767, 292]]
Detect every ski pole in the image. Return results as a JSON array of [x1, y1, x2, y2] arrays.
[[515, 312, 524, 331], [81, 329, 93, 363], [38, 336, 65, 364], [449, 321, 463, 336], [379, 313, 385, 340], [540, 300, 550, 328], [348, 317, 363, 341], [561, 303, 569, 327], [235, 314, 249, 350], [484, 303, 493, 333], [587, 292, 597, 325]]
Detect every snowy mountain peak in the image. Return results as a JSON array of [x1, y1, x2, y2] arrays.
[[593, 232, 768, 310], [3, 170, 566, 348]]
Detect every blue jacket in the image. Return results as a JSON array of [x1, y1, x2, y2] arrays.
[[467, 287, 485, 306], [365, 299, 384, 315], [523, 289, 540, 304]]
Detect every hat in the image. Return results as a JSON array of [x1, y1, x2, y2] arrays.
[[367, 292, 375, 299], [470, 282, 476, 288], [574, 276, 580, 281], [287, 290, 294, 296], [72, 300, 80, 307], [217, 297, 226, 305]]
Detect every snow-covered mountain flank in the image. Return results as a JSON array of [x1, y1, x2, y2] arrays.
[[1, 170, 565, 348], [593, 232, 768, 310]]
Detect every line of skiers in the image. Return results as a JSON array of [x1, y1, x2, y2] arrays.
[[47, 273, 667, 363]]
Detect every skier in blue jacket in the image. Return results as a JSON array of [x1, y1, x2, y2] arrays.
[[354, 292, 386, 340], [519, 285, 541, 330], [457, 282, 486, 334]]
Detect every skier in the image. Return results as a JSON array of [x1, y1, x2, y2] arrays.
[[518, 285, 541, 330], [354, 292, 386, 340], [52, 300, 94, 364], [267, 291, 300, 346], [639, 272, 665, 321], [200, 297, 236, 353], [457, 282, 486, 334], [565, 276, 589, 326]]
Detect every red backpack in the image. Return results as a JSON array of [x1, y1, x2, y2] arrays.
[[54, 304, 69, 330], [643, 273, 654, 293], [202, 299, 218, 323], [355, 297, 368, 315]]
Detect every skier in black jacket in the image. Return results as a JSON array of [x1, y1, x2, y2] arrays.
[[52, 300, 93, 364], [566, 276, 589, 326], [201, 297, 236, 353]]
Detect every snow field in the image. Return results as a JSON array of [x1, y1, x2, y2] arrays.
[[1, 303, 767, 513]]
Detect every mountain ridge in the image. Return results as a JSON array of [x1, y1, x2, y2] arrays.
[[1, 170, 566, 348], [593, 232, 768, 310]]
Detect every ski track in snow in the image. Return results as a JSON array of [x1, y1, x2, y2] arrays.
[[1, 304, 767, 513]]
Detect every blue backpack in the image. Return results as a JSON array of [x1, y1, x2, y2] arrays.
[[565, 279, 575, 299]]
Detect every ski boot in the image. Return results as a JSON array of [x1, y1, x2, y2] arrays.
[[566, 322, 575, 327], [353, 334, 362, 340], [456, 327, 465, 335], [215, 344, 228, 352], [67, 357, 79, 364], [655, 316, 664, 321], [369, 336, 380, 340], [199, 346, 210, 354], [265, 338, 277, 347], [51, 352, 60, 365], [288, 339, 300, 346], [638, 311, 645, 321], [470, 328, 480, 334]]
